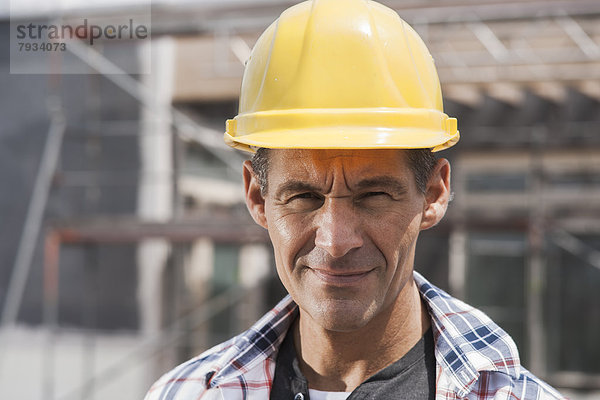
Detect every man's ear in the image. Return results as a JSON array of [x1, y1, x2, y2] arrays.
[[420, 158, 451, 231], [243, 160, 268, 229]]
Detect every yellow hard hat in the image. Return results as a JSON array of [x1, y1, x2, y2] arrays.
[[224, 0, 459, 153]]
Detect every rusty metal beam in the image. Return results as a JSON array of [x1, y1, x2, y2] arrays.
[[49, 217, 269, 244]]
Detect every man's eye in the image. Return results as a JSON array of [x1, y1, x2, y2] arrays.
[[290, 192, 319, 201], [286, 193, 323, 209], [364, 192, 388, 198], [356, 192, 392, 205]]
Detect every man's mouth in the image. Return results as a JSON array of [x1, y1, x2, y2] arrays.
[[311, 268, 374, 285]]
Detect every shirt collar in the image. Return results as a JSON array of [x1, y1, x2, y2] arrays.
[[210, 271, 523, 397], [209, 294, 298, 387], [414, 271, 522, 397]]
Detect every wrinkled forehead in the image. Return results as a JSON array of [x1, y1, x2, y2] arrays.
[[267, 148, 412, 180]]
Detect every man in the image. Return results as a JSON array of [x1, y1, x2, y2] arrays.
[[145, 0, 565, 398]]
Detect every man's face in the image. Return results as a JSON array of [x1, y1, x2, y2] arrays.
[[244, 149, 449, 332]]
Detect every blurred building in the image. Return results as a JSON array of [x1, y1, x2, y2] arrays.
[[0, 0, 599, 399]]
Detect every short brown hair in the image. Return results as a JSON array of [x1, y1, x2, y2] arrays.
[[251, 148, 437, 195]]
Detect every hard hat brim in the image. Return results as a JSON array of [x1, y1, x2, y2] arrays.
[[224, 108, 459, 153]]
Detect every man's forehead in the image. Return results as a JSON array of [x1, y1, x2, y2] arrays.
[[265, 148, 414, 189], [269, 148, 408, 166]]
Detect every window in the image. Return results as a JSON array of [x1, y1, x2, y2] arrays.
[[466, 173, 527, 193], [465, 232, 528, 363]]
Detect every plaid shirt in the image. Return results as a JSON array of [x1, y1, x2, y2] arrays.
[[145, 272, 565, 400]]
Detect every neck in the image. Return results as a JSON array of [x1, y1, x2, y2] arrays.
[[293, 278, 430, 392]]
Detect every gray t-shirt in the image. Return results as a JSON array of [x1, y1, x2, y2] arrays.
[[270, 327, 436, 400]]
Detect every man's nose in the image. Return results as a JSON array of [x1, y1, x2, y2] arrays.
[[314, 199, 363, 258]]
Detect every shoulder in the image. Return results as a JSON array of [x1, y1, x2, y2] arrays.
[[144, 295, 298, 400], [143, 336, 240, 400], [414, 272, 567, 400], [466, 368, 567, 399]]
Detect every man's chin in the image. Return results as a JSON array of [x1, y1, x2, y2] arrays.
[[303, 298, 378, 333]]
